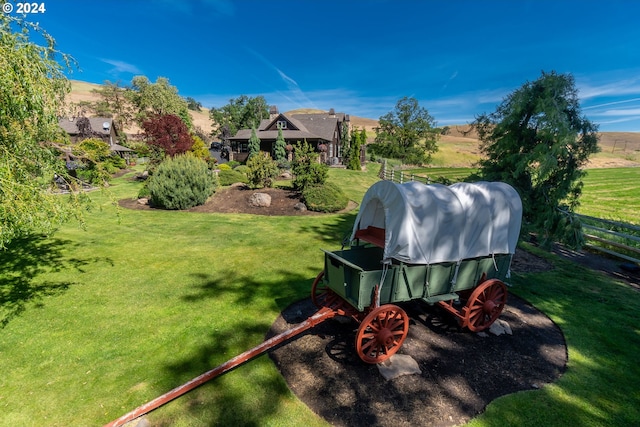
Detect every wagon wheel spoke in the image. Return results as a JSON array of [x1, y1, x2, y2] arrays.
[[464, 279, 508, 332], [311, 271, 329, 308], [355, 305, 409, 364]]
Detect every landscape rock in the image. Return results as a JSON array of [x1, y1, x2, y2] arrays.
[[376, 354, 422, 380], [248, 192, 271, 207], [294, 202, 307, 211], [489, 319, 513, 336], [280, 171, 292, 179], [137, 197, 149, 205]]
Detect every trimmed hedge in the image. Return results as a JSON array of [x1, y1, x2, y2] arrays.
[[148, 155, 217, 210], [302, 182, 349, 213]]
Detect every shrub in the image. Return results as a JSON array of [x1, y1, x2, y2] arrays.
[[189, 135, 210, 160], [302, 182, 349, 213], [227, 160, 241, 169], [148, 154, 217, 210], [234, 165, 250, 174], [292, 141, 328, 191], [218, 163, 232, 171], [247, 152, 278, 188], [218, 169, 248, 186]]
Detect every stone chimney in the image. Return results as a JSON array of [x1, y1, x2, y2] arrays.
[[269, 105, 279, 120]]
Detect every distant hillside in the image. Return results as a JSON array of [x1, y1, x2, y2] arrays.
[[65, 80, 213, 136], [66, 81, 639, 168]]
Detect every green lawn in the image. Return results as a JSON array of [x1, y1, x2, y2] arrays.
[[578, 167, 640, 224], [1, 164, 639, 426]]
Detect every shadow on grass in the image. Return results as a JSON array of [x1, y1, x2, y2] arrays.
[[0, 235, 110, 328], [148, 268, 324, 426]]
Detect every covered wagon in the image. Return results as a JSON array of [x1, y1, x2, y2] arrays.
[[313, 180, 523, 363]]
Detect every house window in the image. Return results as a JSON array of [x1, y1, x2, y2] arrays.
[[277, 120, 287, 129]]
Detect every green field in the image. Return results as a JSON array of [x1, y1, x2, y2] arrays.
[[579, 168, 640, 224], [401, 166, 640, 225], [1, 164, 639, 426]]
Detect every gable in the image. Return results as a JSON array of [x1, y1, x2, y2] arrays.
[[262, 114, 302, 131]]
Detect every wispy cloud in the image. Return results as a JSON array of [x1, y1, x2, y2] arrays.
[[577, 77, 640, 100], [583, 98, 640, 110], [441, 71, 459, 92], [244, 47, 317, 109], [100, 59, 142, 75]]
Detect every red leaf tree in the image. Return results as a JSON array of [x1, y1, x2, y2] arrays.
[[143, 114, 193, 157]]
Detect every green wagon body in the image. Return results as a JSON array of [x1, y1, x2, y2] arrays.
[[322, 245, 513, 312]]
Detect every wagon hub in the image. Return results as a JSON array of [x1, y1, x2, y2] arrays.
[[483, 299, 497, 314], [377, 327, 395, 347]]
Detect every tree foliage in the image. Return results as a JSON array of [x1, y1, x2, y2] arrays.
[[148, 154, 217, 210], [185, 96, 202, 112], [188, 135, 210, 160], [246, 152, 278, 188], [347, 127, 365, 170], [143, 114, 194, 160], [474, 71, 600, 248], [374, 97, 439, 165], [248, 127, 260, 159], [209, 95, 269, 141], [128, 76, 192, 129], [292, 141, 328, 191], [90, 80, 135, 128], [273, 126, 286, 162], [0, 15, 90, 248], [72, 138, 124, 184]]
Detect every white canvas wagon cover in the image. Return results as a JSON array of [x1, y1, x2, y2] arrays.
[[350, 180, 522, 265]]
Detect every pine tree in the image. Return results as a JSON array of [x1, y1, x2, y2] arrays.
[[348, 128, 364, 170], [248, 127, 260, 158], [273, 126, 286, 162]]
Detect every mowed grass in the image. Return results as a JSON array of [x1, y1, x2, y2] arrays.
[[0, 167, 378, 426], [578, 168, 640, 224], [1, 163, 640, 426]]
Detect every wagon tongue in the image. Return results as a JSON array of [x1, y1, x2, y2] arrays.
[[104, 306, 340, 427]]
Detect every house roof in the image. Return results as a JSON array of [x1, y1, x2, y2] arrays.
[[58, 117, 116, 136], [228, 111, 343, 142]]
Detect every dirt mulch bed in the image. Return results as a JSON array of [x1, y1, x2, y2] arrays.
[[118, 184, 357, 216], [267, 288, 566, 427]]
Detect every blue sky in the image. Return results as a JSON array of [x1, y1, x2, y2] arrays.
[[16, 0, 640, 131]]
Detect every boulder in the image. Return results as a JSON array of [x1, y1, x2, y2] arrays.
[[294, 202, 307, 211], [249, 192, 271, 207], [376, 354, 422, 380]]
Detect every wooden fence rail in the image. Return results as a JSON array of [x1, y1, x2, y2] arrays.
[[576, 214, 640, 265]]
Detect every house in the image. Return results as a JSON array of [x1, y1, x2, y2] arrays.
[[227, 107, 356, 164], [58, 116, 133, 160]]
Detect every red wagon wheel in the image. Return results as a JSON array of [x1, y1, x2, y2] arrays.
[[463, 279, 507, 332], [356, 304, 409, 364], [311, 271, 328, 308]]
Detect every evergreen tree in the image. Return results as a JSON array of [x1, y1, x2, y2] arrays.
[[248, 127, 260, 159], [474, 71, 600, 248], [273, 126, 286, 162], [348, 128, 364, 170]]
